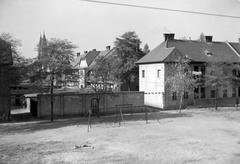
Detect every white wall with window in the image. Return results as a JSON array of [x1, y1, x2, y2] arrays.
[[139, 63, 165, 108]]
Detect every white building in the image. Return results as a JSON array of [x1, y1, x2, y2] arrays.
[[136, 33, 240, 109]]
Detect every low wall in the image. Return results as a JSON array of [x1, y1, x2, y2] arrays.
[[37, 91, 144, 118], [194, 97, 237, 107]]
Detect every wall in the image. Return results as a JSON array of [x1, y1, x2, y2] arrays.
[[37, 91, 144, 118], [139, 63, 165, 108], [194, 97, 236, 107]]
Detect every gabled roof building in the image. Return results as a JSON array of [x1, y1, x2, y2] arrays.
[[136, 33, 240, 109], [71, 46, 139, 91], [71, 47, 112, 88]]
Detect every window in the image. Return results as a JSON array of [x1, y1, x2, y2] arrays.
[[194, 66, 199, 72], [172, 92, 177, 100], [223, 90, 227, 97], [201, 87, 205, 98], [211, 90, 215, 98], [194, 66, 200, 80], [142, 70, 145, 78], [157, 69, 161, 78], [205, 50, 212, 56], [184, 91, 188, 99], [232, 88, 236, 97], [194, 88, 199, 99]]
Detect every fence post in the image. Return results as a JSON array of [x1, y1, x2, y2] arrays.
[[60, 94, 64, 118], [145, 106, 148, 124], [131, 104, 132, 116]]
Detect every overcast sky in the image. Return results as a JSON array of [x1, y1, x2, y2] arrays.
[[1, 0, 240, 58]]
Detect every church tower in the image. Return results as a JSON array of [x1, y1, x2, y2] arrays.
[[38, 31, 48, 60]]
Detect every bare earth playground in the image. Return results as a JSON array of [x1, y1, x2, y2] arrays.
[[1, 107, 240, 164]]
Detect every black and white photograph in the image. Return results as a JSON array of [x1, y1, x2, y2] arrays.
[[1, 0, 240, 163]]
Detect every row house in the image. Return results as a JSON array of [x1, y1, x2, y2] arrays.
[[71, 46, 115, 89], [71, 46, 139, 91], [136, 33, 240, 109]]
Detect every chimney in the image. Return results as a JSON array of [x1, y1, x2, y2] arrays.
[[92, 49, 96, 51], [163, 33, 175, 41], [77, 52, 80, 57], [205, 36, 213, 42], [84, 51, 88, 54], [106, 46, 111, 50]]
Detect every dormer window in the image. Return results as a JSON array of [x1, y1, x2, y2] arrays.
[[205, 50, 212, 56]]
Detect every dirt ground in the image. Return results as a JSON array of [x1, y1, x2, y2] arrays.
[[1, 107, 240, 164]]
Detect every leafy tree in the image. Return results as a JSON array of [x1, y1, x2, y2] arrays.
[[0, 32, 22, 62], [165, 56, 198, 113], [32, 38, 77, 86], [0, 33, 31, 85], [113, 31, 145, 91], [204, 57, 233, 110], [88, 55, 115, 93], [0, 32, 29, 120], [143, 43, 150, 54], [31, 38, 77, 121], [197, 32, 205, 42]]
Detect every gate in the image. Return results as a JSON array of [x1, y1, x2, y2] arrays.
[[91, 98, 99, 117]]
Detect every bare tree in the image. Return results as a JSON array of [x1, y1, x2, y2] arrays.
[[204, 57, 234, 110], [165, 56, 198, 113]]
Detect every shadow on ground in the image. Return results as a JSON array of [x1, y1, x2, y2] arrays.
[[0, 111, 192, 135]]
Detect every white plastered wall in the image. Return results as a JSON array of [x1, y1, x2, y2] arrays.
[[139, 63, 165, 108]]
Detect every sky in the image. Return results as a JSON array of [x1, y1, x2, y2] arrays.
[[1, 0, 240, 58]]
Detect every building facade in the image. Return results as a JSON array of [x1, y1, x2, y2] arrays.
[[136, 33, 240, 109]]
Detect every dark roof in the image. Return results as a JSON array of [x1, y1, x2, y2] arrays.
[[71, 50, 100, 67], [85, 51, 100, 66], [89, 48, 114, 68], [136, 42, 175, 64], [167, 40, 240, 62], [137, 39, 240, 64]]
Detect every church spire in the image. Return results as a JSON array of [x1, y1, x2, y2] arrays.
[[38, 31, 47, 60], [39, 33, 42, 45], [42, 30, 47, 46], [38, 33, 43, 60]]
